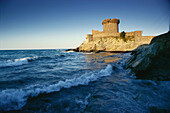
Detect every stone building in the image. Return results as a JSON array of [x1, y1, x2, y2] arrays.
[[85, 18, 154, 43], [79, 18, 155, 52]]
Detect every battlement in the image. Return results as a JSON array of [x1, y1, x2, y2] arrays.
[[102, 18, 120, 33], [102, 18, 120, 25], [92, 29, 102, 34]]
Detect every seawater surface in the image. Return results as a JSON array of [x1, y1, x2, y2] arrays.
[[0, 49, 169, 113]]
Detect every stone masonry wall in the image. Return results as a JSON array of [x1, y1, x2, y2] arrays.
[[103, 23, 119, 33], [93, 32, 120, 40]]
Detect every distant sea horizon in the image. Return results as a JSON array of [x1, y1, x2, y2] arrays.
[[0, 48, 70, 51]]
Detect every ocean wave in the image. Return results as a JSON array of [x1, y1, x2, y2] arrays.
[[75, 94, 91, 106], [0, 56, 39, 68], [62, 51, 74, 53], [0, 64, 113, 111], [112, 53, 131, 69]]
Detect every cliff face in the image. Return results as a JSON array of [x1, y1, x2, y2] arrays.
[[126, 32, 170, 80], [78, 37, 151, 52]]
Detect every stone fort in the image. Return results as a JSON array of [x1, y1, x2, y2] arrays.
[[85, 18, 154, 44]]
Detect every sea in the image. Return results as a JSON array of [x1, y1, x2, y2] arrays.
[[0, 49, 169, 113]]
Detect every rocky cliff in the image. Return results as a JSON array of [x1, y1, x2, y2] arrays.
[[77, 37, 142, 52], [126, 31, 170, 80]]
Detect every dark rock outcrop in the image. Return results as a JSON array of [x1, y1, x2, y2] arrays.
[[126, 31, 170, 81], [65, 48, 79, 52]]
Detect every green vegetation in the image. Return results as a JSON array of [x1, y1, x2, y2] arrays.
[[124, 36, 135, 42], [109, 32, 135, 42], [114, 31, 135, 42], [120, 31, 126, 38]]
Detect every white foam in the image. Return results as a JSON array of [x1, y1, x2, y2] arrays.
[[0, 64, 113, 111], [62, 51, 74, 53], [0, 56, 38, 68], [67, 51, 74, 53], [112, 53, 131, 69], [75, 93, 91, 105], [82, 52, 94, 54]]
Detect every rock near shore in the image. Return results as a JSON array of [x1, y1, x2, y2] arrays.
[[126, 31, 170, 80]]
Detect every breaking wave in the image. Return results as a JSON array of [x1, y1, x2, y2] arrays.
[[112, 53, 131, 69], [0, 57, 39, 68], [0, 55, 57, 68], [0, 64, 113, 111]]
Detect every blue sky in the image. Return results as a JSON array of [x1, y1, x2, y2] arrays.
[[0, 0, 169, 50]]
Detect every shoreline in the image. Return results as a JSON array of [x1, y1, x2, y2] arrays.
[[65, 49, 133, 53]]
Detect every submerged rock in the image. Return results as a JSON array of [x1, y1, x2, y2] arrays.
[[126, 31, 170, 81]]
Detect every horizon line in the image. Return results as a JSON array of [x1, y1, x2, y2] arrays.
[[0, 48, 72, 50]]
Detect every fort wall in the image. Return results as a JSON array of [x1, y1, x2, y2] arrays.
[[125, 32, 135, 37], [86, 34, 93, 42], [92, 31, 142, 41], [78, 18, 155, 52], [93, 32, 120, 40], [136, 36, 155, 43]]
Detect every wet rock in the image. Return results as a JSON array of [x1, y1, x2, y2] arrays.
[[65, 48, 79, 52], [126, 31, 170, 81]]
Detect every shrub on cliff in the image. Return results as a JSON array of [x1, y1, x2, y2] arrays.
[[120, 31, 126, 38]]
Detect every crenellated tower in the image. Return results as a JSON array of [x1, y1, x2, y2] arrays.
[[102, 18, 120, 33]]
